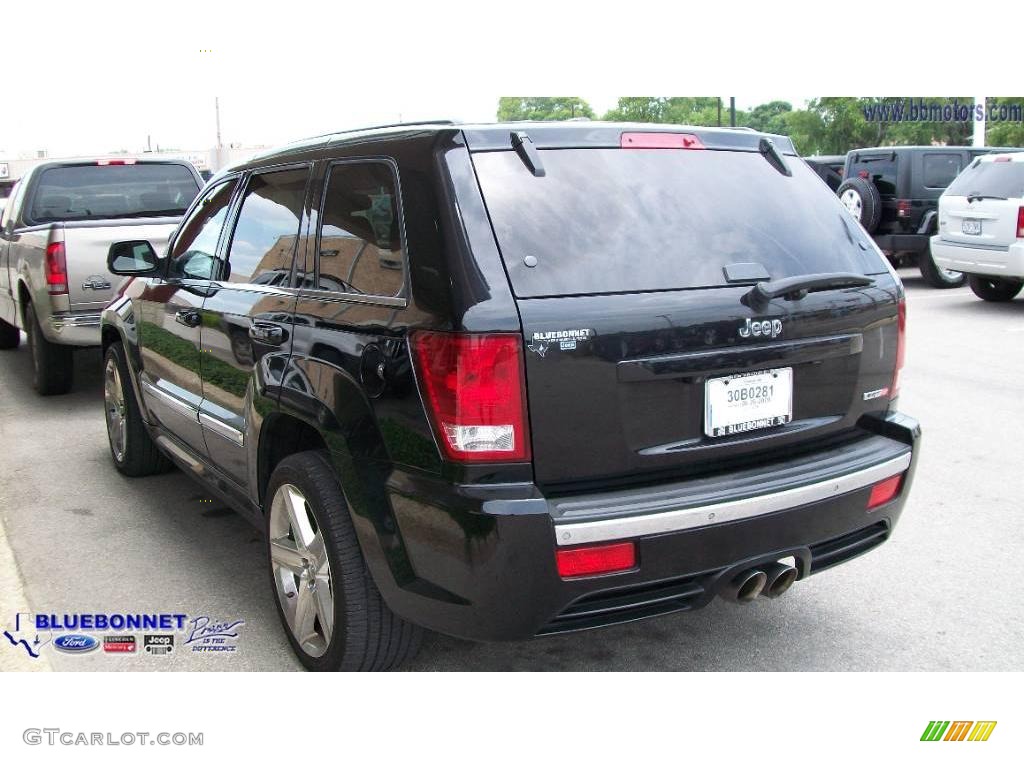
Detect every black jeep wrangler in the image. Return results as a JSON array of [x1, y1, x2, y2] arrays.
[[837, 145, 1019, 287], [100, 121, 919, 671]]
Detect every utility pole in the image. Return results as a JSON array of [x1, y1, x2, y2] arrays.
[[729, 97, 736, 127], [215, 97, 223, 150], [717, 98, 722, 127], [973, 96, 986, 147]]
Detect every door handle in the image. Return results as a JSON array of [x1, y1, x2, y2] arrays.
[[248, 322, 286, 346], [175, 309, 201, 328]]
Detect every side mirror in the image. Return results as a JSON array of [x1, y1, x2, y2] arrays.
[[107, 240, 160, 276]]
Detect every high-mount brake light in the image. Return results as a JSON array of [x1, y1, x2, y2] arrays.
[[45, 242, 68, 295], [96, 159, 137, 166], [410, 331, 531, 463], [620, 132, 705, 149]]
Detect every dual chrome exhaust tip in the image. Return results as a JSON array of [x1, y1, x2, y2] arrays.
[[720, 561, 798, 603]]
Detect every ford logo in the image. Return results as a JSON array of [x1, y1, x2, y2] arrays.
[[53, 634, 99, 654]]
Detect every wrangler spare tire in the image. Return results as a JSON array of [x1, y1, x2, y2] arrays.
[[837, 177, 882, 234]]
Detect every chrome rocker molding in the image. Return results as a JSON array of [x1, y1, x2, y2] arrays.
[[141, 380, 197, 420], [554, 453, 912, 547], [199, 412, 245, 447]]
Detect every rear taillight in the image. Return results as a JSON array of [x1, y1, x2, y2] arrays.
[[867, 474, 903, 509], [556, 542, 636, 578], [620, 132, 704, 149], [891, 298, 906, 399], [45, 242, 68, 295], [896, 200, 911, 218], [1017, 207, 1024, 239], [410, 331, 531, 463]]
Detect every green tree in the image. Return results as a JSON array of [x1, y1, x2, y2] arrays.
[[602, 97, 744, 127], [985, 97, 1024, 147], [746, 101, 793, 135], [496, 97, 594, 121]]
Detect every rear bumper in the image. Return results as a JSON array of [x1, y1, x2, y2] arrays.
[[46, 312, 102, 346], [873, 233, 929, 255], [371, 412, 920, 642], [930, 236, 1024, 278]]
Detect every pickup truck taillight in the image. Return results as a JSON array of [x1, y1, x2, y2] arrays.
[[891, 298, 906, 400], [410, 331, 531, 463], [1017, 206, 1024, 239], [45, 242, 68, 295]]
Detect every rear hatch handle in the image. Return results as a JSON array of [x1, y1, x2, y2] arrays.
[[744, 272, 874, 311]]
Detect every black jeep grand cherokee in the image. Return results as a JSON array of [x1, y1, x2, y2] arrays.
[[100, 121, 920, 671]]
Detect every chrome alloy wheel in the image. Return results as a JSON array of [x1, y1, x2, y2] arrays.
[[269, 483, 334, 657], [840, 188, 863, 220], [104, 356, 127, 462]]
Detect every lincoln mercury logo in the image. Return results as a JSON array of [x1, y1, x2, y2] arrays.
[[738, 318, 783, 339], [527, 328, 595, 357], [920, 721, 997, 742]]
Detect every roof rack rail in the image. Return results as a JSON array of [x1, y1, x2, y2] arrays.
[[331, 119, 458, 136]]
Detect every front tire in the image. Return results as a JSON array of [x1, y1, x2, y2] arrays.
[[266, 451, 423, 671], [968, 275, 1024, 302], [25, 302, 73, 395], [919, 246, 966, 288], [0, 318, 19, 350], [104, 342, 172, 476]]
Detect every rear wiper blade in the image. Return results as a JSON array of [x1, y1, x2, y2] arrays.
[[758, 137, 791, 177], [966, 193, 1007, 202], [511, 131, 545, 177], [744, 272, 873, 310]]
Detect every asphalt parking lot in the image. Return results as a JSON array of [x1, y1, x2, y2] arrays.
[[1, 269, 1022, 671]]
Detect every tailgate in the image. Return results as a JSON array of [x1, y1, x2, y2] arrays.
[[518, 281, 901, 487], [470, 137, 899, 489], [63, 219, 178, 310], [939, 195, 1021, 249]]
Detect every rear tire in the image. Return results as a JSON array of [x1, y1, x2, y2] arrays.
[[919, 246, 966, 288], [266, 451, 423, 671], [837, 177, 882, 233], [24, 302, 73, 395], [968, 275, 1024, 302], [104, 342, 172, 476], [0, 318, 19, 350]]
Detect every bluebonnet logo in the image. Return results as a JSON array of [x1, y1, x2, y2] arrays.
[[53, 634, 99, 654], [184, 616, 245, 653], [5, 612, 188, 659]]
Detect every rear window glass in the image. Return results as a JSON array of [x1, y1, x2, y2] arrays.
[[473, 148, 885, 298], [847, 154, 898, 196], [29, 163, 200, 223], [946, 159, 1024, 199]]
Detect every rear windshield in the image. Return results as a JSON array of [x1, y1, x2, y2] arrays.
[[473, 148, 885, 298], [946, 159, 1024, 199], [29, 163, 200, 223], [847, 154, 898, 196]]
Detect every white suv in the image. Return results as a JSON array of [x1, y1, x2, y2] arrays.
[[931, 152, 1024, 301]]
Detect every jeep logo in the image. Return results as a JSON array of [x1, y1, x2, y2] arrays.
[[738, 318, 783, 339]]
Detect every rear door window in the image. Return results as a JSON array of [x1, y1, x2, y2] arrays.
[[946, 159, 1024, 199], [28, 163, 200, 223], [472, 148, 884, 299], [922, 153, 962, 189], [314, 161, 405, 298]]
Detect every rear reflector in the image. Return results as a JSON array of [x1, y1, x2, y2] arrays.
[[410, 331, 531, 463], [556, 542, 636, 578], [891, 298, 906, 398], [45, 242, 68, 295], [867, 474, 903, 509], [620, 132, 704, 149]]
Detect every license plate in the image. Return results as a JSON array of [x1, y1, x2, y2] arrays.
[[962, 219, 982, 235], [705, 368, 793, 438]]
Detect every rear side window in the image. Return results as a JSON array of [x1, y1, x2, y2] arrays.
[[946, 159, 1024, 199], [922, 153, 962, 189], [168, 179, 237, 281], [224, 167, 310, 285], [314, 161, 404, 297], [472, 148, 884, 299], [28, 163, 199, 223], [849, 154, 898, 196]]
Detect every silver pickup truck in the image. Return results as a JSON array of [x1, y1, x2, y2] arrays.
[[0, 158, 202, 393]]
